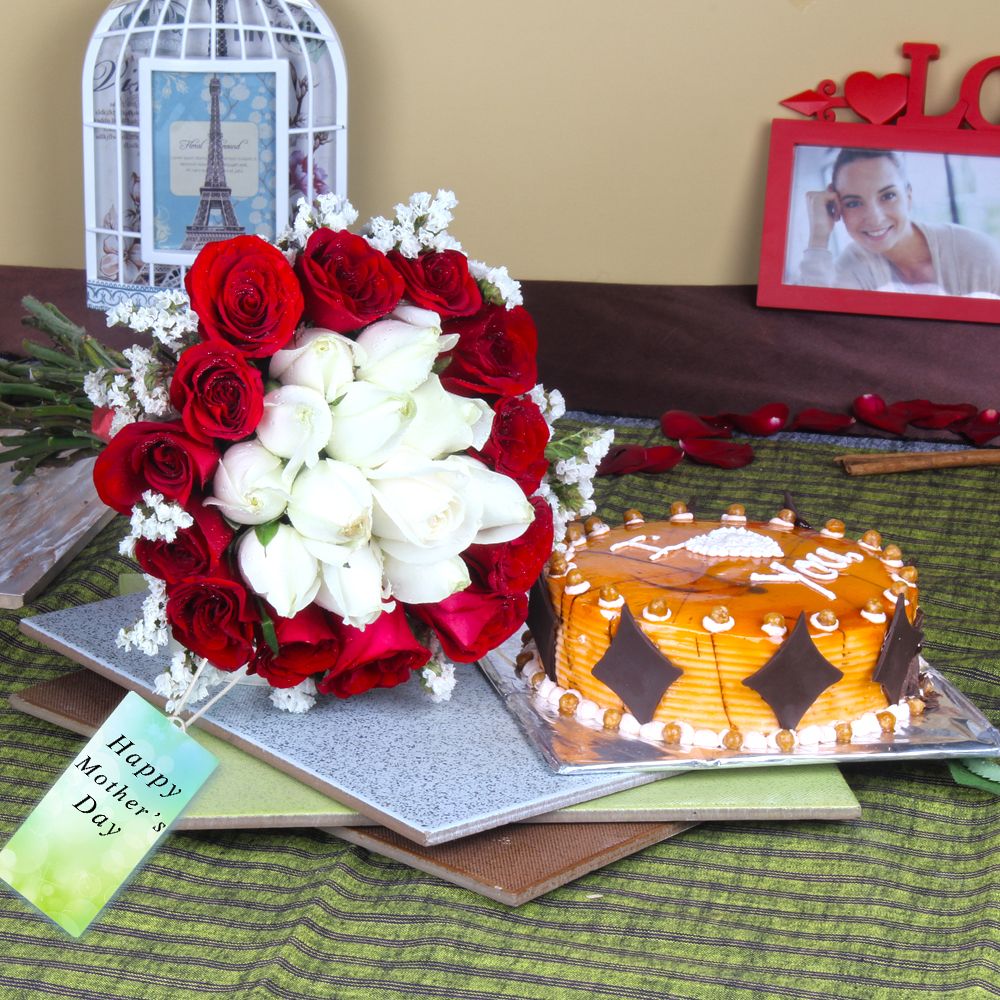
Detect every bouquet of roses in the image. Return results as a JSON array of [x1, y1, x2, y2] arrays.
[[11, 191, 611, 713]]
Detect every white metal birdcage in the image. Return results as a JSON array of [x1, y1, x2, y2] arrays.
[[83, 0, 347, 310]]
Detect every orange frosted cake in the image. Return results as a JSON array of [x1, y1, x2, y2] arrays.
[[522, 503, 928, 752]]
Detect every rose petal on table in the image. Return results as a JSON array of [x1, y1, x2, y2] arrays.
[[852, 393, 910, 435], [954, 408, 1000, 446], [729, 403, 789, 436], [660, 410, 731, 440], [697, 413, 738, 431], [679, 437, 755, 468], [905, 400, 978, 430], [788, 408, 856, 433], [597, 444, 685, 476]]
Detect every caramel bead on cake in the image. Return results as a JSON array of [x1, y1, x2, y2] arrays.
[[523, 504, 925, 752]]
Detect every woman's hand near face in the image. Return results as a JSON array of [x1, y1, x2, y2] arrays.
[[805, 188, 840, 249]]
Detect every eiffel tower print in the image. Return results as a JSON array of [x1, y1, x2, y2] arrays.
[[180, 74, 246, 251]]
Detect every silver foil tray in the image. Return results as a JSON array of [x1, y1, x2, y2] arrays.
[[480, 639, 1000, 774]]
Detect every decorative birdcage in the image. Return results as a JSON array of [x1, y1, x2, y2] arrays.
[[83, 0, 347, 310]]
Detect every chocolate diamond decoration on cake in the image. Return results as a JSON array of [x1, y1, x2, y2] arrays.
[[873, 600, 924, 704], [527, 580, 559, 680], [742, 612, 843, 730], [591, 605, 683, 724]]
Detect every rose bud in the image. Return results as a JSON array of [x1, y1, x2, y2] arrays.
[[269, 327, 359, 402], [257, 384, 334, 484], [237, 524, 322, 619], [396, 374, 494, 460], [296, 227, 404, 332], [326, 381, 416, 468], [205, 440, 288, 525], [186, 235, 303, 357], [286, 458, 374, 547], [312, 541, 397, 628], [354, 305, 458, 393]]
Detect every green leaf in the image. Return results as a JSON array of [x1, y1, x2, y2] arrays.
[[258, 603, 280, 655], [255, 520, 281, 548]]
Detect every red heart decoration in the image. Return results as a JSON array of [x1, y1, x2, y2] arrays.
[[843, 72, 908, 124]]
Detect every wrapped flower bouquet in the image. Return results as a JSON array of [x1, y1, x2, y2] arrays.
[[5, 192, 612, 713]]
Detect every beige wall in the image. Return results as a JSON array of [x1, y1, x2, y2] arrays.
[[2, 0, 998, 284]]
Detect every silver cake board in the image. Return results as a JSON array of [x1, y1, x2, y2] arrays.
[[20, 595, 663, 846], [480, 642, 1000, 774]]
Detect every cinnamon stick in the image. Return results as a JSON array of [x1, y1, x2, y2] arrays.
[[834, 449, 1000, 476]]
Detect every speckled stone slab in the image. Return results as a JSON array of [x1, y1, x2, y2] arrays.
[[0, 454, 114, 609], [10, 670, 860, 828], [20, 595, 659, 845]]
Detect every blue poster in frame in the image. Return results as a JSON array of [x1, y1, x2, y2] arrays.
[[139, 58, 289, 266]]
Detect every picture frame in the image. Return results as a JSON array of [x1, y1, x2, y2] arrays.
[[139, 57, 290, 268], [757, 119, 1000, 324]]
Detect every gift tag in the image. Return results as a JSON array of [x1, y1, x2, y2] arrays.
[[0, 691, 216, 936]]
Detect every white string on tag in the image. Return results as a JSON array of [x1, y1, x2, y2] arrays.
[[166, 656, 243, 732]]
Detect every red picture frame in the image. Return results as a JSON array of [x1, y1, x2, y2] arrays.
[[757, 119, 1000, 324]]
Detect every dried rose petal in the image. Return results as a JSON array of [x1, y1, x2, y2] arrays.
[[788, 408, 856, 433], [729, 403, 789, 437], [597, 444, 685, 476], [954, 408, 1000, 446], [698, 413, 738, 431], [660, 410, 731, 440], [905, 401, 978, 430], [679, 437, 755, 468], [852, 394, 910, 435]]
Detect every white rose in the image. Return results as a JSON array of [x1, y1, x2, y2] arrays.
[[396, 374, 494, 459], [367, 448, 483, 565], [256, 384, 333, 484], [354, 304, 459, 393], [382, 551, 470, 604], [313, 543, 395, 628], [269, 327, 358, 401], [204, 441, 287, 525], [326, 381, 415, 468], [287, 459, 373, 548], [449, 454, 535, 544], [237, 525, 321, 618]]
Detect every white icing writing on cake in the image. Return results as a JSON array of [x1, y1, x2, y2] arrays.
[[750, 546, 863, 600], [610, 527, 782, 562]]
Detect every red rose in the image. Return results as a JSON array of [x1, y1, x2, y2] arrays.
[[134, 503, 234, 584], [165, 573, 258, 671], [93, 420, 218, 515], [464, 495, 553, 595], [296, 228, 404, 332], [250, 604, 342, 688], [410, 586, 528, 663], [440, 304, 538, 399], [185, 235, 303, 358], [169, 342, 264, 442], [470, 395, 549, 494], [386, 249, 482, 318], [316, 605, 430, 698]]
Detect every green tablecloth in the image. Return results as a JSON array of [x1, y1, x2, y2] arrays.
[[2, 427, 999, 999]]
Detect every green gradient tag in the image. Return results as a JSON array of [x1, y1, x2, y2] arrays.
[[0, 691, 216, 937]]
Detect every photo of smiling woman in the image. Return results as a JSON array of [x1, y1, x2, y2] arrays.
[[790, 146, 1000, 297]]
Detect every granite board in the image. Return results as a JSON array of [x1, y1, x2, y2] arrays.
[[10, 670, 861, 827], [19, 595, 662, 845]]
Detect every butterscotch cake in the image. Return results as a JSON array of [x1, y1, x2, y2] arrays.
[[523, 503, 926, 752]]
